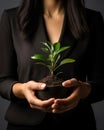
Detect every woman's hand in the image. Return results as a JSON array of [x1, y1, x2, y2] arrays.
[[12, 81, 55, 112], [52, 78, 91, 113]]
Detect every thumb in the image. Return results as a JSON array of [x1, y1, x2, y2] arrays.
[[27, 81, 46, 90], [40, 83, 46, 90]]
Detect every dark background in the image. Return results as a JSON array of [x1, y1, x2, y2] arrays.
[[0, 0, 104, 130]]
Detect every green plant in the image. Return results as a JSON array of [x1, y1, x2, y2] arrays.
[[31, 41, 75, 77], [31, 41, 75, 100]]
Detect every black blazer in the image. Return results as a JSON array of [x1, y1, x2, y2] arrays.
[[0, 7, 104, 127]]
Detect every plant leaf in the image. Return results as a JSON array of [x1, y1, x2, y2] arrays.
[[31, 54, 47, 61], [42, 42, 51, 50], [55, 72, 63, 77], [42, 41, 54, 53], [56, 46, 70, 54], [60, 58, 75, 66], [31, 41, 76, 77], [54, 54, 61, 66], [54, 58, 75, 71], [35, 62, 47, 66], [53, 42, 60, 51], [41, 47, 49, 53]]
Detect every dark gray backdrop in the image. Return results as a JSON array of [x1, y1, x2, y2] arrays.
[[0, 0, 104, 130]]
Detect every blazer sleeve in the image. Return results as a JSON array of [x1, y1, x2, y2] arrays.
[[0, 10, 18, 100], [86, 11, 104, 103]]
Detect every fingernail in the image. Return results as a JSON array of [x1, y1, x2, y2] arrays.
[[41, 83, 46, 89], [62, 82, 65, 86]]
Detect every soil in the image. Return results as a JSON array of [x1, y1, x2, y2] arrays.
[[40, 75, 63, 87], [36, 75, 73, 100]]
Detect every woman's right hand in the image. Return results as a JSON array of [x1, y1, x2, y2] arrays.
[[12, 81, 55, 112]]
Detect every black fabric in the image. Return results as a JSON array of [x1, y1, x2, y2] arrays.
[[7, 111, 97, 130]]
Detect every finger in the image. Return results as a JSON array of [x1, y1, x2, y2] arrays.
[[53, 102, 78, 113], [68, 87, 80, 100], [29, 97, 55, 108], [30, 104, 52, 113], [29, 96, 54, 106], [62, 78, 79, 88], [29, 98, 54, 113], [27, 81, 46, 90], [52, 100, 79, 113]]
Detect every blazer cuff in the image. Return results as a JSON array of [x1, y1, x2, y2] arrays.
[[0, 79, 18, 100], [84, 81, 104, 104]]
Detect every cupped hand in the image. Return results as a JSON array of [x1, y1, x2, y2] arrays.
[[12, 81, 55, 112], [51, 78, 91, 113]]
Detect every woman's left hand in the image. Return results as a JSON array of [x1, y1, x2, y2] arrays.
[[52, 78, 91, 113]]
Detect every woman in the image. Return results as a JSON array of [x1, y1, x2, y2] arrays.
[[0, 0, 104, 129]]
